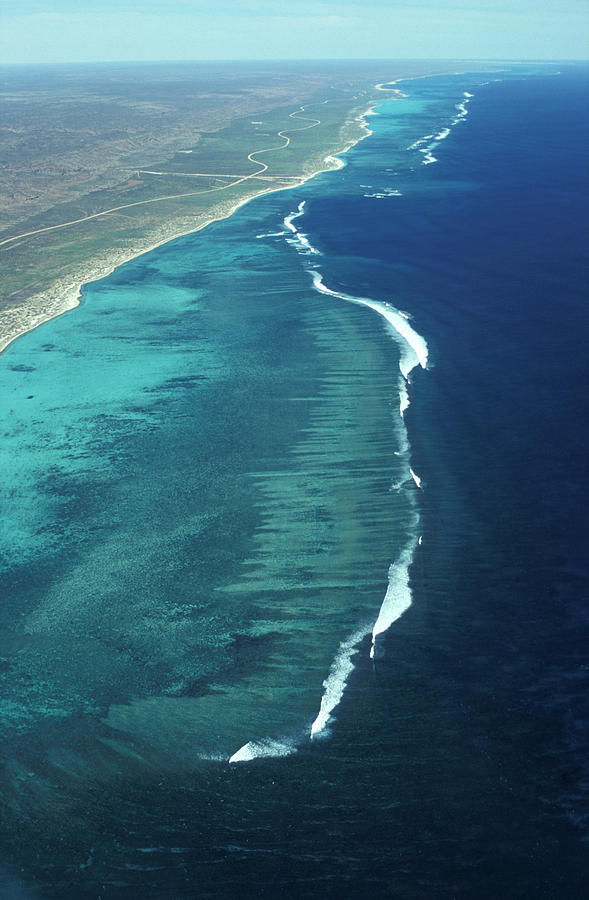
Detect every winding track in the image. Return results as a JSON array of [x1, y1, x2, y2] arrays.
[[0, 106, 323, 250]]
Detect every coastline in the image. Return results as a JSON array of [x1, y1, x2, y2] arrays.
[[1, 61, 506, 356], [0, 102, 375, 356]]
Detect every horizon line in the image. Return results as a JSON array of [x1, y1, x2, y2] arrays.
[[1, 56, 588, 68]]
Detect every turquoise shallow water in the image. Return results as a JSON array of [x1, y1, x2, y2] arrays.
[[0, 170, 416, 762]]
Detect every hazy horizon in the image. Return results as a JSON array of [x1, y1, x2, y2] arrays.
[[1, 56, 587, 69], [1, 1, 587, 65]]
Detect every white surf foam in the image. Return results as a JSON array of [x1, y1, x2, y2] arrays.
[[370, 535, 419, 659], [286, 234, 320, 255], [309, 271, 428, 380], [409, 467, 422, 489], [256, 231, 287, 239], [284, 200, 307, 232], [451, 92, 473, 124], [229, 738, 297, 763], [310, 626, 370, 738], [364, 187, 403, 199], [284, 202, 321, 255], [390, 467, 423, 491], [399, 377, 411, 417], [407, 134, 434, 150], [408, 91, 474, 165], [420, 149, 438, 165]]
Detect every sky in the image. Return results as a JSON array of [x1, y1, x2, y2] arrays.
[[1, 0, 587, 65]]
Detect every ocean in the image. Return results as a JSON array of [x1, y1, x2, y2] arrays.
[[1, 63, 588, 897]]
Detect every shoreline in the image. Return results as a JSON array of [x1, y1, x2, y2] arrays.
[[0, 62, 512, 357], [0, 101, 375, 356]]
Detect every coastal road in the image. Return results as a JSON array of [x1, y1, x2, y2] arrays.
[[0, 106, 323, 250]]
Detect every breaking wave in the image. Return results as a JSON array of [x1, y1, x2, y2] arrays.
[[229, 738, 297, 764], [407, 91, 474, 165], [310, 626, 370, 738], [283, 201, 321, 255], [308, 270, 428, 379], [370, 533, 420, 659]]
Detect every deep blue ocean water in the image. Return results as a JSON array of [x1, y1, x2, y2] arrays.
[[1, 64, 588, 897]]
